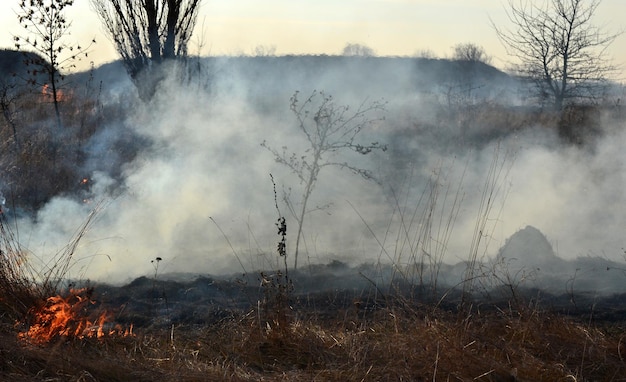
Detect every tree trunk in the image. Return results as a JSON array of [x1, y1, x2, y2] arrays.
[[554, 94, 564, 111], [48, 59, 62, 129], [145, 0, 161, 63], [163, 0, 180, 60]]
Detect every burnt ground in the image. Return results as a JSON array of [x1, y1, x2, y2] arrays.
[[86, 261, 626, 331]]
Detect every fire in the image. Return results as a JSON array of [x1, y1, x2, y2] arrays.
[[19, 288, 133, 344], [41, 83, 72, 102]]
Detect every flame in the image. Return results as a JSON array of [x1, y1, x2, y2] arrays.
[[41, 83, 72, 102], [19, 288, 133, 344]]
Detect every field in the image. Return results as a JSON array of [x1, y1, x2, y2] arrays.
[[2, 265, 626, 381], [1, 53, 626, 381]]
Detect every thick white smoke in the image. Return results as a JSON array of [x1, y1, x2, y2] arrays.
[[14, 58, 626, 285]]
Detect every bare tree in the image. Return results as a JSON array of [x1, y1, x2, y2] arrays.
[[252, 45, 277, 57], [414, 49, 437, 59], [91, 0, 202, 99], [262, 91, 386, 270], [451, 43, 492, 64], [342, 43, 376, 57], [493, 0, 619, 110], [14, 0, 93, 129]]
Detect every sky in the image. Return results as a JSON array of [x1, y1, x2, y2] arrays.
[[0, 0, 625, 79]]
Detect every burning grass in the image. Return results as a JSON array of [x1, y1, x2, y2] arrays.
[[18, 287, 133, 345]]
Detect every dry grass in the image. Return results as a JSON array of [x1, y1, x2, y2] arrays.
[[0, 80, 140, 213], [1, 293, 625, 381]]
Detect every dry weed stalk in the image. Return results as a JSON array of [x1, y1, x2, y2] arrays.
[[262, 90, 386, 269], [461, 142, 514, 313]]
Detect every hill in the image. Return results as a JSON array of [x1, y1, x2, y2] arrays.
[[0, 49, 49, 86], [63, 54, 518, 103], [195, 55, 518, 104], [1, 50, 520, 107]]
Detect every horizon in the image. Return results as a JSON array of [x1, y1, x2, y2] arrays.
[[0, 0, 624, 81]]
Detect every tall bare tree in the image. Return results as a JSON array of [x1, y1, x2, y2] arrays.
[[91, 0, 202, 99], [493, 0, 619, 110], [14, 0, 93, 129]]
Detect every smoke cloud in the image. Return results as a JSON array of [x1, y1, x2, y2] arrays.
[[13, 57, 626, 287]]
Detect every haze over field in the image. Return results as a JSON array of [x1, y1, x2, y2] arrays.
[[4, 56, 621, 285], [0, 1, 624, 286]]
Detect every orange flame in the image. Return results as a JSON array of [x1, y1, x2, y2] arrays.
[[41, 83, 71, 102], [19, 288, 133, 344]]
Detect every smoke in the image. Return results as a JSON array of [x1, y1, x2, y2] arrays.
[[498, 125, 626, 259], [12, 57, 626, 288]]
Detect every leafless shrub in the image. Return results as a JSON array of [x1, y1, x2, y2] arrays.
[[262, 90, 386, 270]]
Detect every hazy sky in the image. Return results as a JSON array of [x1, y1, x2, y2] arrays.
[[0, 0, 625, 76]]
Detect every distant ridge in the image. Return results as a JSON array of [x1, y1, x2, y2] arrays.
[[1, 51, 517, 102]]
